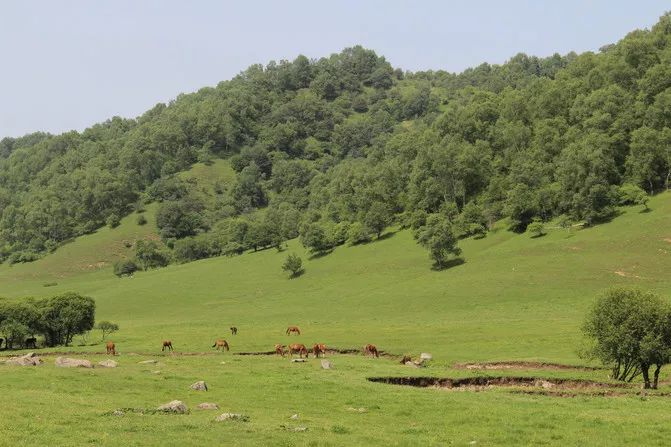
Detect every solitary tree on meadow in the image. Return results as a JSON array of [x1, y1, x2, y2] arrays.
[[282, 253, 304, 278], [582, 288, 671, 389]]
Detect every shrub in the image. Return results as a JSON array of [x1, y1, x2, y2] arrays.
[[136, 214, 147, 226], [96, 320, 119, 340], [113, 259, 138, 277], [527, 219, 545, 238], [135, 240, 171, 269], [618, 183, 649, 210], [282, 253, 304, 278], [106, 214, 121, 229], [347, 222, 371, 245]]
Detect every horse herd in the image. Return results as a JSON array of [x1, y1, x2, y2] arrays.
[[103, 326, 380, 359]]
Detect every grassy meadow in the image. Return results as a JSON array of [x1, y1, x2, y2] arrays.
[[1, 191, 671, 446]]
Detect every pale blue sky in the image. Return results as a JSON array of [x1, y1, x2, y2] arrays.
[[0, 1, 668, 138]]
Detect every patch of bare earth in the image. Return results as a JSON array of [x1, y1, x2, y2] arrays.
[[367, 376, 631, 396], [453, 361, 600, 371]]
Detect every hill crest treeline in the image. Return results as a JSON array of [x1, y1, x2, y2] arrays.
[[1, 13, 671, 264]]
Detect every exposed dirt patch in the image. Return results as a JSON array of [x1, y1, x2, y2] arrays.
[[235, 347, 394, 357], [613, 270, 645, 279], [453, 361, 601, 371], [367, 376, 627, 392]]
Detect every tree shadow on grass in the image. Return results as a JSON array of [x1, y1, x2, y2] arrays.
[[530, 233, 547, 239], [639, 207, 652, 214], [288, 269, 305, 279], [431, 257, 466, 271], [308, 249, 335, 260]]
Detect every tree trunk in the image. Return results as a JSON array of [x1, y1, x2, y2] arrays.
[[653, 364, 662, 389], [642, 364, 651, 389]]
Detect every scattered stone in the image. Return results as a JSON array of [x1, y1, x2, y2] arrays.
[[139, 359, 158, 364], [152, 370, 161, 374], [220, 361, 226, 365], [347, 407, 367, 413], [420, 353, 432, 361], [55, 357, 93, 368], [291, 358, 307, 363], [98, 360, 118, 368], [320, 360, 333, 369], [405, 361, 420, 368], [5, 352, 42, 366], [290, 414, 299, 420], [293, 426, 308, 432], [190, 380, 208, 391], [215, 413, 249, 422], [197, 402, 219, 410], [112, 410, 125, 416], [157, 400, 188, 414]]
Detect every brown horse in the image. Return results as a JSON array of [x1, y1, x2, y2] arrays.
[[288, 343, 308, 358], [312, 343, 326, 358], [230, 327, 238, 335], [106, 341, 116, 355], [275, 344, 285, 357], [161, 340, 173, 352], [286, 326, 301, 335], [363, 344, 379, 358], [212, 339, 230, 351]]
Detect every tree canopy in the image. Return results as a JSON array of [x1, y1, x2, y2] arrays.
[[1, 15, 671, 268]]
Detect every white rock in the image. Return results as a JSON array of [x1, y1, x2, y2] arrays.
[[320, 360, 333, 369], [55, 357, 93, 368], [98, 360, 118, 368], [190, 380, 208, 391], [157, 400, 188, 413], [197, 402, 219, 410]]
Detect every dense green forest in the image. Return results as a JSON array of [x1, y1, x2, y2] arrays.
[[1, 14, 670, 266]]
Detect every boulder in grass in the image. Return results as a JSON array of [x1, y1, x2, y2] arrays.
[[157, 400, 188, 414], [6, 352, 42, 366], [420, 353, 432, 361], [98, 360, 118, 368], [320, 360, 333, 369], [190, 381, 208, 391], [215, 413, 249, 422], [55, 357, 93, 368], [197, 402, 219, 410], [138, 359, 158, 364]]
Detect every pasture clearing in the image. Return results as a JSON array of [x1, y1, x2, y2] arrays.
[[0, 193, 670, 444]]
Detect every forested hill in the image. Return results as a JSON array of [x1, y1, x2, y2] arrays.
[[1, 13, 671, 266]]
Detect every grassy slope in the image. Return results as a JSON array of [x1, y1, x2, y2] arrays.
[[0, 186, 670, 445]]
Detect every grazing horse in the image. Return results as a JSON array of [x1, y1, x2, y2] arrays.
[[106, 341, 117, 355], [161, 340, 174, 352], [312, 343, 326, 358], [288, 343, 308, 358], [230, 327, 238, 335], [274, 344, 285, 357], [363, 344, 379, 358], [212, 339, 230, 351], [286, 326, 301, 336]]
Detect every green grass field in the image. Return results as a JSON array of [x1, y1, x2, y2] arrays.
[[1, 190, 671, 446]]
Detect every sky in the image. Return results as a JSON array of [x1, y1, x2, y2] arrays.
[[0, 1, 669, 138]]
